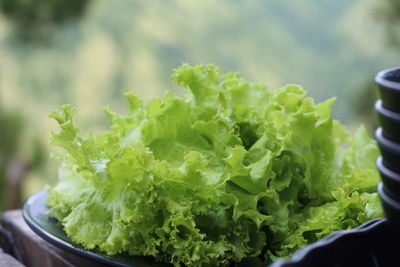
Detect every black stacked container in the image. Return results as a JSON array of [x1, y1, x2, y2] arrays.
[[375, 67, 400, 222]]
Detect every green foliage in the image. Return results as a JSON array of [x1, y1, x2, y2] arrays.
[[0, 0, 91, 40], [378, 0, 400, 47], [0, 111, 23, 210], [3, 0, 398, 132], [0, 110, 45, 210], [351, 78, 379, 134], [47, 64, 382, 266], [371, 0, 400, 54], [0, 111, 22, 161]]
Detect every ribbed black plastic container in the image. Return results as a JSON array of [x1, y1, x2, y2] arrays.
[[375, 67, 400, 113], [375, 127, 400, 173], [375, 100, 400, 142], [375, 67, 400, 226], [377, 156, 400, 198]]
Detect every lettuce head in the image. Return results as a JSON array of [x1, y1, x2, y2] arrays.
[[47, 64, 382, 266]]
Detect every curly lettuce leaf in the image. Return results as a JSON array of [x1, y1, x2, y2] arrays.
[[47, 64, 382, 266]]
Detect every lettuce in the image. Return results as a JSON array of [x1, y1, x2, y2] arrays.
[[47, 64, 382, 266]]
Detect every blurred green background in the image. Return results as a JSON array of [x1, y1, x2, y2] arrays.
[[0, 0, 399, 210]]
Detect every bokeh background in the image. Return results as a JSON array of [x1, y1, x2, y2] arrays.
[[1, 0, 400, 210]]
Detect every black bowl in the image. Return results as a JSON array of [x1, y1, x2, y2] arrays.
[[375, 100, 400, 142], [375, 127, 400, 173], [378, 182, 400, 222], [377, 156, 400, 199], [375, 67, 400, 113]]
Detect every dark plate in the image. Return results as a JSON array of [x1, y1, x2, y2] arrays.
[[22, 191, 170, 267]]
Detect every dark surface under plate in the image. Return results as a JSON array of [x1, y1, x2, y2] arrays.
[[22, 191, 170, 267]]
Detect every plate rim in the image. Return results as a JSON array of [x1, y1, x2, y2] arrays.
[[22, 190, 134, 267]]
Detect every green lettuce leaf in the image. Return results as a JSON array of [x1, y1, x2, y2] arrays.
[[47, 64, 382, 266]]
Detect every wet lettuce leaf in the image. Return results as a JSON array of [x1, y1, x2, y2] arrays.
[[47, 64, 382, 266]]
